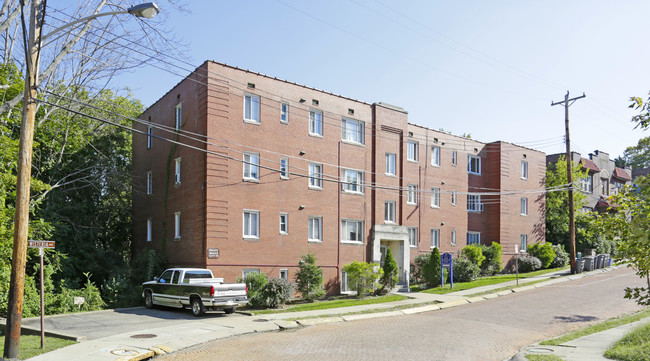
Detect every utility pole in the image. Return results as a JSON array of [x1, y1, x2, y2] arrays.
[[551, 91, 585, 275], [4, 0, 43, 358]]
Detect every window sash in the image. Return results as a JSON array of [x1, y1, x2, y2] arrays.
[[147, 171, 152, 194], [309, 110, 323, 135], [521, 160, 528, 179], [308, 217, 322, 241], [431, 229, 440, 248], [147, 126, 152, 149], [431, 187, 440, 208], [342, 118, 364, 144], [384, 201, 395, 222], [281, 102, 289, 123], [243, 153, 260, 180], [175, 105, 182, 129], [342, 220, 363, 243], [451, 230, 456, 246], [467, 194, 482, 212], [451, 190, 457, 205], [280, 158, 288, 178], [279, 213, 288, 234], [309, 163, 323, 188], [146, 218, 152, 242], [521, 198, 528, 215], [385, 153, 396, 175], [468, 156, 481, 174], [343, 170, 363, 193], [520, 234, 528, 251], [451, 151, 457, 166], [174, 212, 181, 239], [175, 158, 181, 184], [244, 94, 260, 122], [408, 227, 417, 247], [243, 211, 259, 238], [467, 232, 480, 245], [407, 184, 418, 205], [431, 146, 440, 166], [407, 141, 418, 161]]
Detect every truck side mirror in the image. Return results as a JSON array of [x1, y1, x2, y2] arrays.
[[154, 277, 159, 282]]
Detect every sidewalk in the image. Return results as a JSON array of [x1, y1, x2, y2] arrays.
[[7, 265, 624, 361]]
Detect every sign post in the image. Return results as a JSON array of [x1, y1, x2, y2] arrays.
[[515, 245, 519, 286], [441, 252, 453, 289], [27, 240, 55, 349]]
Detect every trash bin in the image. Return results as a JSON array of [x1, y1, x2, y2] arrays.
[[599, 254, 607, 268], [575, 259, 585, 273], [583, 256, 595, 271]]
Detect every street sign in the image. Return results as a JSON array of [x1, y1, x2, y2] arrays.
[[28, 240, 55, 249], [442, 252, 452, 267]]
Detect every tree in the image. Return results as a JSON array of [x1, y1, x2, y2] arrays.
[[422, 248, 442, 288], [380, 248, 398, 291], [295, 253, 324, 301], [343, 261, 381, 297], [622, 136, 650, 169]]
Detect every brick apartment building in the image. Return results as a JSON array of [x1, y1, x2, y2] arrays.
[[132, 61, 546, 293], [546, 151, 633, 213]]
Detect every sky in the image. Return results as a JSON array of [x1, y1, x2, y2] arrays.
[[105, 1, 650, 159]]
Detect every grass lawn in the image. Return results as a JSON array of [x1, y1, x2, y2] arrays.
[[604, 321, 650, 361], [541, 308, 650, 346], [0, 333, 76, 360], [420, 267, 569, 295], [249, 294, 408, 315]]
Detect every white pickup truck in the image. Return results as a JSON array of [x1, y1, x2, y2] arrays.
[[142, 268, 248, 316]]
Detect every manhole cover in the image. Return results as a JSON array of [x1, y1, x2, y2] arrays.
[[527, 347, 555, 354], [131, 334, 157, 339], [253, 319, 269, 322], [111, 349, 139, 356]]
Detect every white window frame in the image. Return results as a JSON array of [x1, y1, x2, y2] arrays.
[[280, 157, 289, 179], [146, 218, 152, 242], [174, 158, 181, 185], [280, 269, 288, 281], [244, 93, 261, 124], [431, 229, 440, 249], [407, 141, 418, 162], [385, 152, 396, 176], [174, 212, 181, 239], [521, 197, 528, 216], [147, 125, 152, 149], [451, 190, 457, 206], [467, 231, 480, 245], [431, 187, 440, 208], [520, 234, 528, 252], [243, 152, 260, 181], [243, 210, 260, 240], [451, 151, 457, 166], [407, 184, 418, 205], [280, 102, 289, 124], [521, 160, 528, 180], [242, 269, 260, 278], [342, 169, 364, 194], [308, 216, 323, 243], [309, 163, 323, 189], [341, 219, 363, 244], [581, 175, 593, 193], [384, 201, 396, 223], [341, 118, 364, 145], [309, 109, 323, 136], [431, 146, 440, 167], [467, 194, 483, 212], [175, 104, 182, 130], [279, 213, 288, 235], [451, 229, 456, 247], [468, 155, 481, 175], [341, 270, 351, 294], [146, 171, 152, 195], [408, 227, 417, 248]]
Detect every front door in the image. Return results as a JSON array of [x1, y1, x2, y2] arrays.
[[398, 242, 405, 283]]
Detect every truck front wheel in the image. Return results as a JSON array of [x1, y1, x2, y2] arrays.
[[191, 297, 205, 317], [144, 291, 154, 309]]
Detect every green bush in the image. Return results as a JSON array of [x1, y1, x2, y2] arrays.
[[550, 244, 569, 268], [527, 243, 556, 269], [412, 254, 429, 284], [462, 245, 485, 268], [380, 248, 399, 290], [295, 253, 324, 301], [258, 278, 293, 308], [343, 261, 382, 297], [422, 248, 442, 287], [452, 257, 481, 282], [517, 255, 542, 273], [240, 272, 268, 308], [480, 243, 502, 276]]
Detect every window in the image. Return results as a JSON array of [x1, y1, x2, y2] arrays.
[[385, 153, 396, 175], [451, 190, 457, 206], [174, 212, 181, 239], [146, 171, 152, 195], [342, 118, 364, 144], [279, 213, 288, 235], [280, 157, 289, 179], [581, 175, 593, 193], [309, 163, 323, 189], [467, 194, 483, 212], [431, 229, 440, 249], [408, 227, 417, 247], [280, 269, 288, 281], [174, 158, 181, 184], [341, 270, 350, 293], [244, 93, 261, 123], [175, 104, 182, 130], [520, 234, 528, 252], [431, 187, 440, 208], [467, 232, 480, 245], [384, 201, 396, 223], [243, 210, 260, 239], [520, 197, 528, 216], [309, 109, 323, 136], [407, 141, 418, 162], [407, 184, 418, 205], [468, 155, 481, 175], [341, 220, 363, 243], [343, 169, 364, 194], [308, 216, 322, 242], [280, 102, 289, 123], [451, 151, 457, 166], [431, 146, 440, 166], [601, 178, 609, 196], [243, 153, 260, 181], [242, 269, 260, 278], [521, 160, 528, 180], [147, 125, 152, 149], [451, 230, 456, 246], [146, 218, 152, 242]]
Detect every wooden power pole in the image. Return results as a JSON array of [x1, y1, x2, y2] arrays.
[[551, 91, 585, 274]]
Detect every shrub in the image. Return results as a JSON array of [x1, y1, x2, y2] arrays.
[[527, 243, 556, 269], [550, 244, 569, 268], [412, 254, 429, 284], [258, 278, 293, 308], [517, 255, 542, 273], [422, 248, 442, 287], [240, 272, 268, 308], [380, 248, 399, 290], [462, 245, 485, 268], [343, 261, 382, 297], [480, 243, 502, 276], [295, 253, 324, 301], [452, 257, 481, 282]]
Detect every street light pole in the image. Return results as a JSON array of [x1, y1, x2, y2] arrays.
[[3, 2, 159, 358]]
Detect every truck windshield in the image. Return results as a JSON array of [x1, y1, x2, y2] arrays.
[[185, 271, 212, 279]]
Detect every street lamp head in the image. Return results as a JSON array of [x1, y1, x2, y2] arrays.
[[127, 2, 159, 19]]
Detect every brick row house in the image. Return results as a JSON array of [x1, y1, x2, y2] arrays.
[[133, 61, 546, 293]]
